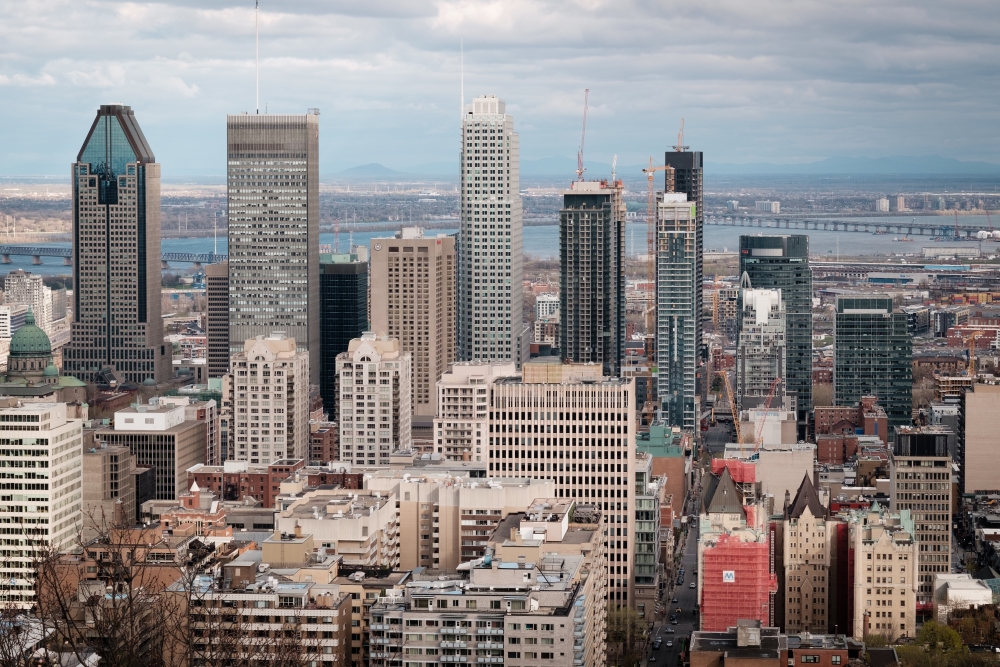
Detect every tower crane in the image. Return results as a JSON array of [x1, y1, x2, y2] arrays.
[[966, 332, 985, 375], [752, 377, 782, 453], [673, 118, 688, 152], [642, 159, 675, 316], [575, 89, 589, 182], [717, 370, 746, 456]]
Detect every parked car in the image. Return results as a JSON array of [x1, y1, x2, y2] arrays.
[[689, 582, 696, 588]]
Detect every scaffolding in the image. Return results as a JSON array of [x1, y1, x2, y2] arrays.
[[700, 533, 777, 631], [711, 458, 756, 484]]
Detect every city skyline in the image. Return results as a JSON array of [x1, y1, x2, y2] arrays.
[[1, 1, 999, 178]]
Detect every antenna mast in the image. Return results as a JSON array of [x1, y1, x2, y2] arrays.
[[460, 38, 464, 118], [576, 89, 589, 181], [255, 0, 259, 114]]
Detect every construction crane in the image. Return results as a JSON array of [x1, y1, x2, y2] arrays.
[[966, 332, 985, 375], [673, 118, 688, 152], [751, 378, 782, 453], [575, 89, 589, 181], [717, 370, 746, 456], [642, 159, 675, 313]]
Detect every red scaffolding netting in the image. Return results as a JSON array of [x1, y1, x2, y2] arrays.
[[700, 533, 777, 631], [711, 458, 756, 484]]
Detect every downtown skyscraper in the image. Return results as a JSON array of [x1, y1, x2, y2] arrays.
[[226, 111, 320, 381], [64, 104, 169, 385], [457, 95, 524, 365], [559, 180, 626, 376], [739, 235, 812, 438]]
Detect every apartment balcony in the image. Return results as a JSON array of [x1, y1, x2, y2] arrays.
[[371, 637, 392, 645], [440, 627, 462, 635], [370, 624, 390, 631], [476, 642, 504, 650], [475, 628, 503, 636], [440, 656, 469, 663], [440, 641, 467, 649], [476, 658, 503, 664]]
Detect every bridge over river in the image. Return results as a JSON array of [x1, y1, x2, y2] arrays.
[[0, 245, 228, 267], [706, 215, 986, 238]]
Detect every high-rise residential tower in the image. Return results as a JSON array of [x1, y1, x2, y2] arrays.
[[739, 235, 812, 438], [736, 287, 786, 411], [65, 104, 169, 385], [226, 111, 320, 382], [457, 95, 523, 365], [370, 228, 456, 418], [835, 296, 912, 429], [656, 194, 698, 430], [4, 270, 51, 334], [559, 180, 626, 376]]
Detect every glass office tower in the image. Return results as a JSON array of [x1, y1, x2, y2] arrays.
[[64, 104, 169, 385]]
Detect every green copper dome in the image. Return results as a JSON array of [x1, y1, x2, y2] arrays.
[[10, 311, 52, 358], [44, 363, 59, 377]]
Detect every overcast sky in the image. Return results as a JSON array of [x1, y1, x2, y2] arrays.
[[1, 0, 998, 178]]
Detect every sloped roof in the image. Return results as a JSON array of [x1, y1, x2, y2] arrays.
[[704, 467, 745, 516], [787, 473, 826, 519]]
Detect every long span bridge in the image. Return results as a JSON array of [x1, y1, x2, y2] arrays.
[[706, 215, 985, 238], [0, 245, 228, 266]]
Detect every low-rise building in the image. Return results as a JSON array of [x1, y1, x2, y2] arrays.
[[932, 573, 993, 623]]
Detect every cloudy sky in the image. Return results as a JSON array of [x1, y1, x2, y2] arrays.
[[1, 0, 997, 178]]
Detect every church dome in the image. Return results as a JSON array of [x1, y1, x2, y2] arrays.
[[44, 363, 59, 377], [9, 311, 52, 358]]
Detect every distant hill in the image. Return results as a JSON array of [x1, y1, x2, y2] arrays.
[[337, 163, 405, 178], [710, 155, 1000, 175]]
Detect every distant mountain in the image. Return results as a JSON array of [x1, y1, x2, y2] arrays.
[[709, 155, 1000, 175]]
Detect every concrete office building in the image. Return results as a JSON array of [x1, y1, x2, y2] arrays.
[[657, 193, 698, 430], [559, 180, 626, 376], [433, 361, 515, 461], [319, 252, 369, 417], [65, 104, 169, 385], [336, 332, 412, 465], [737, 287, 786, 411], [205, 261, 229, 378], [229, 334, 311, 463], [82, 443, 137, 540], [739, 235, 811, 438], [97, 403, 205, 501], [4, 270, 51, 334], [457, 95, 524, 365], [226, 111, 320, 382], [487, 359, 637, 605], [363, 472, 553, 571], [835, 297, 913, 430], [890, 427, 953, 606], [959, 384, 1000, 494], [370, 228, 456, 418], [0, 402, 83, 608]]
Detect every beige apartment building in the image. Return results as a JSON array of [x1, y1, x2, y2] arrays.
[[364, 471, 553, 571], [848, 505, 919, 639], [370, 227, 455, 418], [488, 359, 637, 605], [336, 332, 412, 465], [433, 361, 515, 461], [782, 475, 833, 633], [229, 333, 311, 463], [369, 542, 606, 667], [961, 383, 1000, 494], [274, 488, 400, 570]]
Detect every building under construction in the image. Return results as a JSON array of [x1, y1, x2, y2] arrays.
[[697, 460, 778, 631]]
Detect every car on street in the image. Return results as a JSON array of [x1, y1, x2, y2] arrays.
[[675, 607, 682, 613], [664, 628, 675, 634], [689, 582, 696, 588], [648, 656, 656, 662], [671, 619, 678, 625], [671, 597, 679, 603], [665, 640, 673, 648]]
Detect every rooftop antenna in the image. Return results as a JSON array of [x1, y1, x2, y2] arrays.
[[255, 0, 260, 114], [460, 38, 464, 118], [611, 154, 618, 183]]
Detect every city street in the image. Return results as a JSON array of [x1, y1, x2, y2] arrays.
[[646, 497, 700, 666], [702, 422, 732, 457]]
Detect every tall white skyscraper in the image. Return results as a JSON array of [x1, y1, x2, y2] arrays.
[[226, 111, 320, 382], [457, 95, 523, 364]]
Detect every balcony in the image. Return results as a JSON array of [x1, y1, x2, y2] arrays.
[[476, 642, 503, 650], [440, 627, 463, 635], [476, 658, 503, 664], [440, 641, 467, 649], [440, 656, 469, 663], [475, 628, 503, 636]]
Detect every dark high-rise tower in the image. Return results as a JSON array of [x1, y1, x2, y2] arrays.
[[65, 104, 169, 384], [739, 235, 812, 437], [319, 254, 369, 417], [205, 261, 229, 379], [559, 180, 626, 376], [227, 111, 320, 382]]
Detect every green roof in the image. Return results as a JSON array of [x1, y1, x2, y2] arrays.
[[9, 311, 51, 357]]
